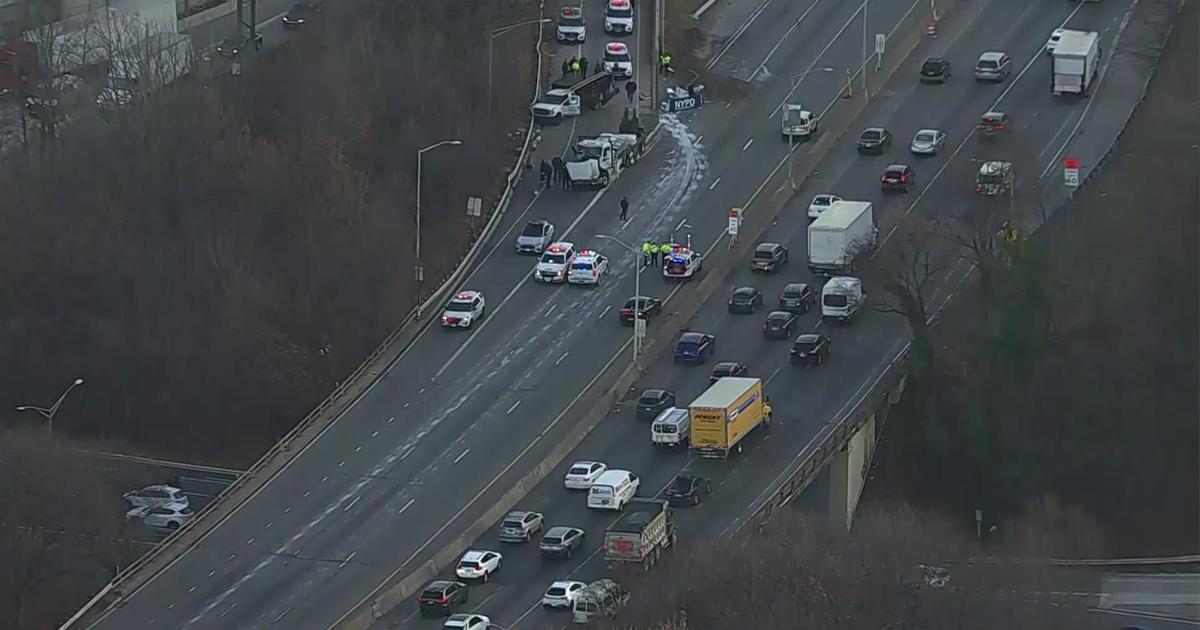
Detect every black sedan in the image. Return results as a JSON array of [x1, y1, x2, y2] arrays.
[[636, 388, 676, 421], [728, 286, 763, 314], [673, 331, 715, 363], [538, 526, 585, 558], [663, 474, 712, 506], [282, 0, 323, 27], [856, 127, 892, 155], [762, 311, 800, 339], [790, 333, 831, 366], [919, 57, 951, 83], [778, 282, 815, 313], [619, 296, 662, 324], [751, 242, 788, 272], [709, 361, 748, 383]]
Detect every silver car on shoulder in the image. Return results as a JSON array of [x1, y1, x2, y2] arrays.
[[515, 220, 555, 254]]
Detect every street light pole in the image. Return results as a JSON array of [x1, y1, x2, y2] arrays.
[[489, 18, 553, 120], [415, 139, 464, 320], [862, 0, 869, 102], [595, 234, 644, 365], [786, 67, 835, 190], [16, 377, 84, 435]]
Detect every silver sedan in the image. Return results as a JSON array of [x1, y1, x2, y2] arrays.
[[910, 128, 946, 155]]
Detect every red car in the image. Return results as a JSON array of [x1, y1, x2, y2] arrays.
[[881, 164, 915, 192], [618, 296, 662, 324]]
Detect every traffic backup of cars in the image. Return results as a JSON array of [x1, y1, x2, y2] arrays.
[[412, 23, 1087, 627]]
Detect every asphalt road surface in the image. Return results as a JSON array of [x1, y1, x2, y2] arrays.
[[82, 0, 1152, 628]]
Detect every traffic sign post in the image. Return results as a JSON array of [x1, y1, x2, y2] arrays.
[[727, 207, 742, 247], [1063, 157, 1080, 188], [875, 33, 886, 70]]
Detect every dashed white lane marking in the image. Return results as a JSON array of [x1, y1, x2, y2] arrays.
[[218, 603, 236, 618], [545, 303, 557, 317], [507, 400, 522, 415], [398, 499, 415, 515], [709, 177, 721, 190], [388, 416, 395, 423], [343, 496, 360, 512], [453, 449, 471, 464], [371, 431, 379, 438], [354, 445, 362, 453], [339, 552, 356, 568], [555, 352, 570, 366], [273, 608, 290, 623], [741, 138, 755, 151]]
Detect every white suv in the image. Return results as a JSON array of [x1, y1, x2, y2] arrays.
[[454, 550, 502, 581], [604, 0, 634, 34], [567, 250, 609, 286], [534, 242, 577, 283], [123, 484, 189, 508]]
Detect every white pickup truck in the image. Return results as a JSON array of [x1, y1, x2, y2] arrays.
[[566, 132, 641, 187]]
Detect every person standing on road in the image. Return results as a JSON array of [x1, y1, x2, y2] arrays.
[[561, 161, 573, 190], [625, 80, 637, 103], [569, 57, 581, 77], [659, 52, 672, 75], [539, 160, 552, 186], [551, 156, 564, 185], [642, 240, 653, 267], [619, 196, 629, 222], [579, 55, 590, 77], [659, 241, 672, 264], [562, 58, 571, 78]]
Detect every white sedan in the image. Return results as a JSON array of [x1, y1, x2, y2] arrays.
[[443, 614, 490, 630], [454, 549, 503, 581], [807, 193, 842, 220], [124, 484, 189, 509], [126, 501, 195, 530], [563, 460, 607, 490], [542, 580, 587, 609], [909, 129, 946, 155]]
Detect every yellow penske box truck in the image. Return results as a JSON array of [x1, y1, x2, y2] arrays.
[[689, 377, 772, 459]]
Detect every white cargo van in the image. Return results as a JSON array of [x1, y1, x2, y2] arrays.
[[587, 470, 640, 510], [1051, 30, 1101, 96], [821, 276, 866, 322], [650, 407, 689, 447]]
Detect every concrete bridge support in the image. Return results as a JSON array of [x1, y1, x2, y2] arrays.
[[827, 411, 878, 534]]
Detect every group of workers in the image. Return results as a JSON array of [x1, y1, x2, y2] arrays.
[[561, 55, 591, 79], [539, 157, 574, 190], [641, 240, 678, 267]]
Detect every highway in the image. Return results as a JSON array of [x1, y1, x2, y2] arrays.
[[79, 0, 1153, 627], [383, 0, 1150, 628]]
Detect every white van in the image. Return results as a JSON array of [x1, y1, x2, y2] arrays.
[[821, 276, 865, 322], [650, 407, 689, 447], [587, 470, 640, 510]]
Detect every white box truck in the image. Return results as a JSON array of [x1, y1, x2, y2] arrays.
[[1051, 30, 1100, 97], [807, 200, 876, 276]]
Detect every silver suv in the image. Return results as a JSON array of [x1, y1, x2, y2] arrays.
[[497, 510, 544, 542], [974, 51, 1012, 82]]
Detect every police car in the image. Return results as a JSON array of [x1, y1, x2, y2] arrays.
[[441, 291, 486, 328], [567, 250, 610, 286], [604, 0, 634, 34], [534, 242, 577, 283], [662, 246, 702, 280], [557, 6, 586, 43], [602, 42, 634, 78]]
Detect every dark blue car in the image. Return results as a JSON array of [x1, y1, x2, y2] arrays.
[[672, 332, 715, 364]]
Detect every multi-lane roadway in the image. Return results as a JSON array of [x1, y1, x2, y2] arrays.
[[78, 0, 1150, 628]]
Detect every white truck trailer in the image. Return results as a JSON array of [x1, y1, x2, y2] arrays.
[[1051, 30, 1101, 97], [807, 200, 876, 276]]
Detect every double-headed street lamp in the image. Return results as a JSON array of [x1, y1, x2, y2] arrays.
[[595, 234, 646, 366], [415, 139, 464, 320], [489, 17, 553, 119], [784, 67, 835, 189], [16, 377, 84, 434]]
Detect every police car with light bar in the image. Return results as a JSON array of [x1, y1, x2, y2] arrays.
[[604, 0, 634, 34], [662, 246, 702, 280], [441, 291, 486, 328], [534, 242, 577, 283], [567, 249, 609, 286], [602, 42, 633, 78]]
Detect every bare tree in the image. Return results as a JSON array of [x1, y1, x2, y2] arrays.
[[0, 429, 123, 629]]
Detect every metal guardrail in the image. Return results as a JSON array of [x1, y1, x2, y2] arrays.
[[60, 7, 548, 629]]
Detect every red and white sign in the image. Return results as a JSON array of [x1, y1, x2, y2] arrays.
[[1063, 157, 1080, 188], [728, 207, 742, 235]]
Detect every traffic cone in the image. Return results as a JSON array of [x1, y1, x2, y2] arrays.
[[925, 20, 938, 38]]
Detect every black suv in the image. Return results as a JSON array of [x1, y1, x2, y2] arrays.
[[728, 286, 763, 313], [751, 243, 788, 273], [778, 283, 814, 313], [762, 311, 800, 339], [663, 474, 712, 506], [636, 388, 676, 420], [856, 127, 892, 154], [790, 333, 831, 366], [417, 580, 468, 617], [919, 57, 951, 83]]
